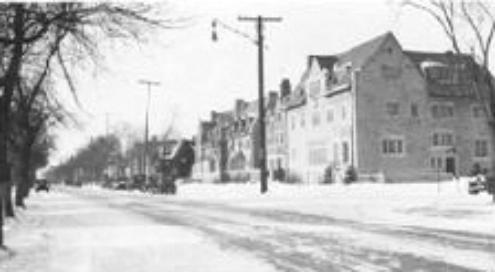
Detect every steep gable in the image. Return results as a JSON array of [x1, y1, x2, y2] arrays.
[[337, 31, 398, 69]]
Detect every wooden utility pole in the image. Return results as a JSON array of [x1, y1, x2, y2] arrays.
[[238, 16, 281, 194], [138, 80, 160, 184]]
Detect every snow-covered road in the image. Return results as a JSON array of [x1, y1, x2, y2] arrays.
[[1, 184, 494, 272]]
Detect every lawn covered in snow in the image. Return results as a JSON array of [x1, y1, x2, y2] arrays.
[[86, 178, 495, 235]]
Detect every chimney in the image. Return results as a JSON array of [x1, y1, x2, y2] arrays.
[[280, 78, 291, 98], [235, 99, 245, 118], [307, 55, 315, 68], [269, 91, 278, 104], [210, 110, 217, 121]]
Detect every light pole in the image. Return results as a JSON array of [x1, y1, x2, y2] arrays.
[[212, 16, 281, 194], [138, 79, 160, 184]]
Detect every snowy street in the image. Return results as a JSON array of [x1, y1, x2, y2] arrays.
[[1, 182, 494, 272]]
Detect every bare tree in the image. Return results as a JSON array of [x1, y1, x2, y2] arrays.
[[0, 2, 184, 247], [403, 0, 495, 201]]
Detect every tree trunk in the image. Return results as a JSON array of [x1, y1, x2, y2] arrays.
[[0, 5, 25, 246], [16, 145, 31, 208], [5, 184, 14, 218]]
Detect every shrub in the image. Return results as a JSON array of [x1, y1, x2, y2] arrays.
[[344, 165, 358, 184], [273, 168, 286, 181], [323, 165, 333, 184], [470, 163, 482, 176]]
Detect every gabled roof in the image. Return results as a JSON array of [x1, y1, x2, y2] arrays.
[[337, 31, 395, 68]]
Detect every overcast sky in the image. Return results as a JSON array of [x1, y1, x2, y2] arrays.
[[50, 0, 452, 166]]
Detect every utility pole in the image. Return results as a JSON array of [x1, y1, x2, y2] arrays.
[[138, 80, 160, 184], [238, 15, 282, 194]]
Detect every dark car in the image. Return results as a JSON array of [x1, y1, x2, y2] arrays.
[[35, 179, 50, 192]]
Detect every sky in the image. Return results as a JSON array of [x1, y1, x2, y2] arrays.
[[50, 0, 452, 166]]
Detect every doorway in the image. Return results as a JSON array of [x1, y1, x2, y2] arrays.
[[445, 157, 456, 175]]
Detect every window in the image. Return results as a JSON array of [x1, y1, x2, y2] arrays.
[[342, 142, 349, 163], [300, 113, 305, 128], [411, 103, 418, 117], [432, 132, 454, 146], [475, 140, 488, 157], [382, 138, 404, 155], [312, 111, 320, 127], [291, 116, 296, 130], [386, 102, 400, 116], [472, 105, 483, 118], [431, 104, 454, 118], [342, 106, 347, 120], [326, 108, 334, 123], [430, 157, 443, 170]]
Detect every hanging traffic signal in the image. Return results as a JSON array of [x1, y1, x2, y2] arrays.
[[211, 19, 218, 42]]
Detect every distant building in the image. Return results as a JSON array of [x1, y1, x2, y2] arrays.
[[286, 32, 492, 183], [266, 79, 292, 181], [193, 110, 234, 182], [193, 93, 285, 182]]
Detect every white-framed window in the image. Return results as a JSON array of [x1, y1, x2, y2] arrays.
[[432, 132, 454, 146], [342, 106, 347, 120], [431, 103, 454, 118], [291, 115, 296, 130], [474, 139, 488, 158], [300, 113, 305, 128], [382, 136, 405, 156], [386, 102, 400, 116], [472, 105, 483, 118]]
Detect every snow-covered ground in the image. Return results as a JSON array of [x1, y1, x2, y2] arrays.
[[0, 191, 276, 272], [85, 178, 494, 234], [1, 179, 494, 272], [174, 179, 495, 235]]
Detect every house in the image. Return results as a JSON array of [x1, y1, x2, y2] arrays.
[[193, 90, 288, 182], [286, 32, 492, 183], [266, 79, 292, 180], [193, 110, 234, 182], [157, 139, 195, 178]]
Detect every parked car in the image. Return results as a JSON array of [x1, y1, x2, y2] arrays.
[[35, 179, 50, 192], [114, 180, 127, 190], [468, 175, 486, 195]]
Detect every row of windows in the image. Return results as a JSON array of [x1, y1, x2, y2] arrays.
[[293, 141, 351, 166], [291, 138, 488, 168], [381, 137, 489, 157], [289, 103, 484, 130], [291, 106, 348, 130], [384, 102, 485, 119]]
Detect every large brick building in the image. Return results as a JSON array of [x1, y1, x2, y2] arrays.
[[286, 32, 492, 183]]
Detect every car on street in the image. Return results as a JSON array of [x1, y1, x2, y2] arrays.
[[35, 179, 50, 192]]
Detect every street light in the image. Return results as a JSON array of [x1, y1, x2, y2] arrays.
[[211, 16, 281, 194], [138, 79, 160, 184]]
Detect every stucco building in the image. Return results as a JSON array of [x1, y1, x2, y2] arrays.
[[286, 32, 492, 183]]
